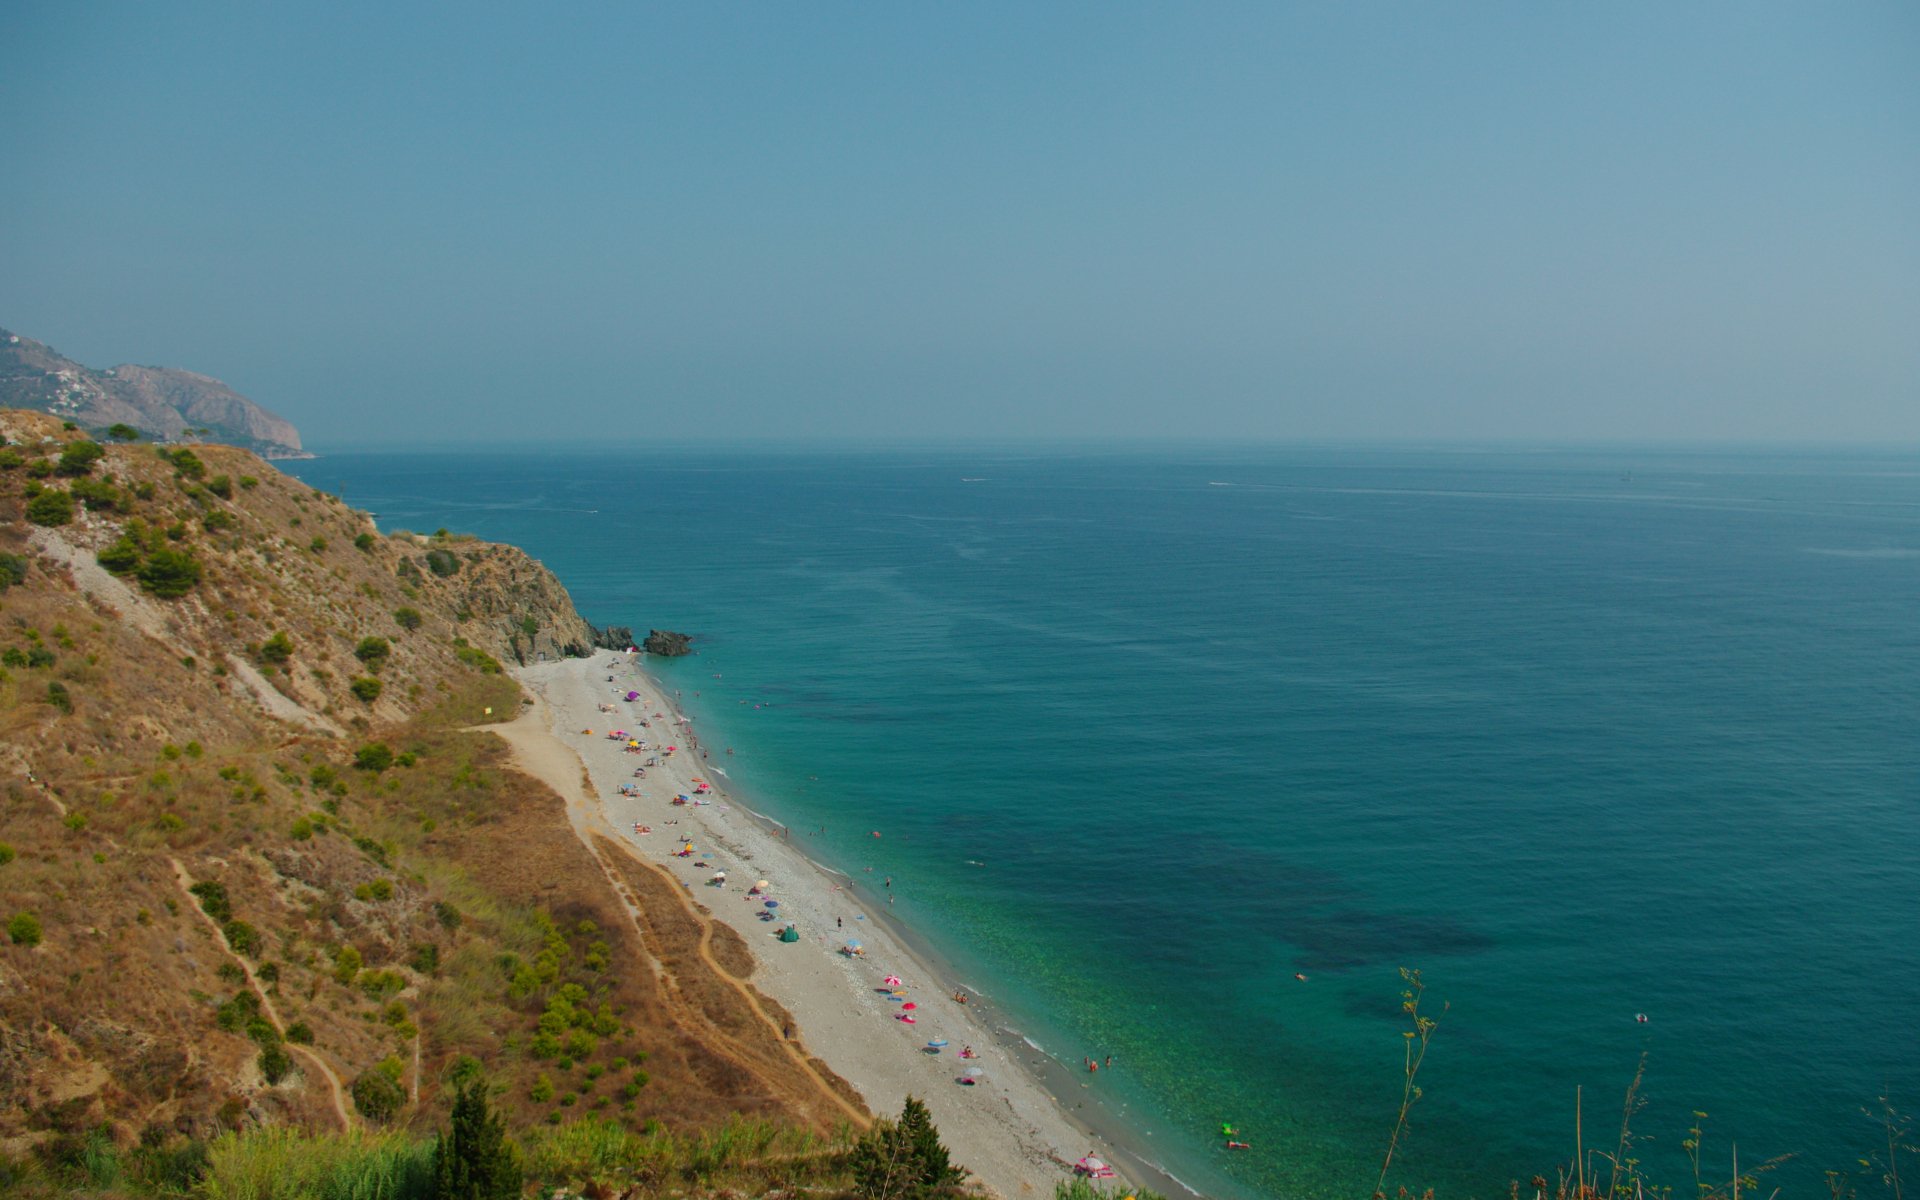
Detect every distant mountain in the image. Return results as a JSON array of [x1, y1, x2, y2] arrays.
[[0, 327, 305, 457]]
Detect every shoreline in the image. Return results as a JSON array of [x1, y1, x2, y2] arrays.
[[504, 652, 1197, 1200]]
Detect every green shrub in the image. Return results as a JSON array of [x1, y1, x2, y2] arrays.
[[56, 441, 105, 476], [349, 676, 383, 702], [0, 843, 14, 865], [223, 920, 263, 957], [25, 489, 75, 526], [353, 637, 391, 670], [207, 474, 233, 499], [137, 548, 203, 598], [0, 553, 26, 591], [354, 532, 375, 552], [189, 880, 232, 922], [259, 632, 294, 665], [451, 640, 503, 674], [290, 817, 314, 841], [168, 448, 207, 480], [96, 536, 141, 575], [530, 1074, 555, 1103], [309, 536, 327, 554], [424, 548, 460, 577], [359, 969, 405, 1001], [106, 423, 141, 441], [353, 743, 394, 772], [285, 1022, 314, 1045], [257, 1044, 294, 1084], [350, 1065, 405, 1123], [393, 606, 423, 632], [8, 912, 43, 946], [353, 879, 395, 903], [203, 509, 237, 532], [332, 945, 362, 986], [69, 476, 124, 510], [45, 682, 73, 714], [408, 943, 439, 975]]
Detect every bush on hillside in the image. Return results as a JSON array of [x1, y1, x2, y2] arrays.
[[69, 477, 124, 511], [258, 632, 294, 665], [96, 536, 141, 575], [350, 1062, 406, 1123], [394, 606, 423, 631], [56, 441, 105, 476], [25, 489, 75, 527], [354, 637, 391, 670], [9, 912, 43, 947], [350, 676, 383, 703], [258, 1044, 294, 1085], [424, 548, 461, 577], [137, 548, 203, 598], [353, 743, 394, 772]]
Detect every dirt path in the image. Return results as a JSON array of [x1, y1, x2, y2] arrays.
[[479, 707, 870, 1129], [170, 858, 355, 1131]]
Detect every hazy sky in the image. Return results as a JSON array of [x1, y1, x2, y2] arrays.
[[3, 3, 1916, 447]]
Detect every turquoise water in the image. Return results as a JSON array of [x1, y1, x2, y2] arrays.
[[287, 447, 1920, 1199]]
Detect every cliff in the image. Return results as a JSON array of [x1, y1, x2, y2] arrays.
[[0, 329, 304, 457], [0, 410, 853, 1160]]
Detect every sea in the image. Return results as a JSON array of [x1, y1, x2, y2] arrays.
[[285, 445, 1920, 1200]]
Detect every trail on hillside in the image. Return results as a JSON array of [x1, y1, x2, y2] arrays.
[[479, 709, 869, 1130], [170, 859, 354, 1131]]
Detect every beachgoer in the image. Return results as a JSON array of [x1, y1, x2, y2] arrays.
[[1105, 1055, 1112, 1069], [837, 917, 843, 929]]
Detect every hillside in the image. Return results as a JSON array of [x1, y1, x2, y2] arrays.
[[0, 410, 863, 1184], [0, 331, 303, 457]]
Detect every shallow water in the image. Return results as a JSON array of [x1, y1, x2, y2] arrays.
[[289, 446, 1920, 1199]]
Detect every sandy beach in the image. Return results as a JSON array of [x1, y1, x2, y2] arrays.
[[496, 653, 1175, 1200]]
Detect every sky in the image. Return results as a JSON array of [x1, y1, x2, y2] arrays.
[[2, 2, 1916, 448]]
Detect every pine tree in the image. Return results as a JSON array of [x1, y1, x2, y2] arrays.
[[897, 1096, 960, 1190], [430, 1079, 521, 1200], [852, 1096, 963, 1199]]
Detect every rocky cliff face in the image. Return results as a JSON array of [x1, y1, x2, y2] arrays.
[[0, 328, 304, 457]]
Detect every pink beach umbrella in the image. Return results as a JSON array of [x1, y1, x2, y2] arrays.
[[901, 1002, 917, 1011], [883, 975, 902, 987]]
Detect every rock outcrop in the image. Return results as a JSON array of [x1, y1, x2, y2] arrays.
[[642, 629, 693, 656]]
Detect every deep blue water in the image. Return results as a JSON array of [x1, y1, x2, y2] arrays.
[[287, 447, 1920, 1199]]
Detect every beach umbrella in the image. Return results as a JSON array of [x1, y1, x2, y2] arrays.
[[883, 975, 902, 986], [897, 1015, 916, 1023], [756, 879, 769, 889], [927, 1039, 948, 1048], [901, 1002, 917, 1011], [763, 900, 778, 908], [846, 939, 862, 948]]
